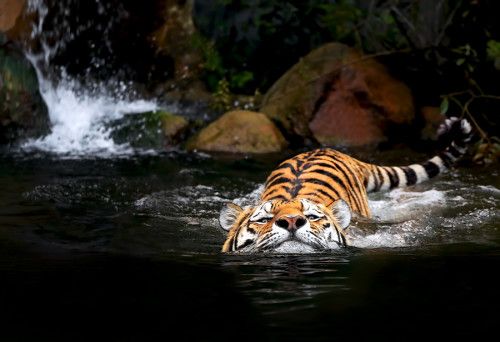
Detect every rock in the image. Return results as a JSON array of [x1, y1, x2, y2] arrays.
[[260, 42, 415, 146], [161, 111, 189, 146], [187, 110, 287, 153], [0, 44, 49, 144], [0, 0, 25, 32], [109, 110, 190, 149], [420, 106, 445, 141]]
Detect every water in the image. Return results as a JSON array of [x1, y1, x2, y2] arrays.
[[0, 150, 498, 341], [21, 0, 159, 156], [3, 1, 499, 340]]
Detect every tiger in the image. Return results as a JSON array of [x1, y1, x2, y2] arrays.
[[219, 117, 473, 253]]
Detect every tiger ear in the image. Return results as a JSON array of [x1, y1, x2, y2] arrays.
[[219, 203, 243, 232], [329, 199, 351, 229]]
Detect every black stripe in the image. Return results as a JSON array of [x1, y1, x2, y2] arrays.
[[263, 185, 291, 198], [265, 194, 288, 201], [454, 139, 466, 148], [439, 152, 454, 169], [372, 167, 379, 190], [312, 155, 365, 210], [316, 188, 336, 201], [385, 168, 399, 189], [232, 232, 238, 251], [375, 167, 385, 191], [239, 239, 253, 249], [402, 167, 417, 186], [301, 192, 323, 201], [448, 145, 462, 158], [340, 232, 347, 246], [267, 176, 291, 188], [310, 168, 345, 187], [275, 162, 300, 176], [265, 171, 287, 186], [422, 161, 440, 178], [296, 159, 304, 169], [265, 185, 291, 199], [308, 166, 363, 212], [287, 179, 303, 197], [301, 178, 341, 199]]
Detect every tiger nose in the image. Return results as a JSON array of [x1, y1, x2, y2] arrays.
[[275, 215, 307, 231]]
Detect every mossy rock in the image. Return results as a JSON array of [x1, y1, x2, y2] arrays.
[[260, 42, 415, 146], [109, 110, 189, 149], [187, 110, 288, 154], [161, 112, 189, 144], [0, 44, 49, 143]]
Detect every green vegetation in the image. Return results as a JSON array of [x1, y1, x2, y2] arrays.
[[192, 0, 500, 163]]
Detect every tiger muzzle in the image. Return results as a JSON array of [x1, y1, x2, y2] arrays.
[[275, 215, 307, 232]]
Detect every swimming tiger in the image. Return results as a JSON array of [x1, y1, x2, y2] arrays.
[[219, 117, 473, 253]]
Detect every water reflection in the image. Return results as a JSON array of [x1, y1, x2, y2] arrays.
[[0, 152, 499, 341], [221, 254, 352, 315]]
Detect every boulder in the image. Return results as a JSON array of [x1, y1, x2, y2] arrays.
[[187, 110, 287, 153], [109, 110, 190, 149], [260, 42, 415, 146], [0, 0, 25, 33], [0, 44, 49, 144]]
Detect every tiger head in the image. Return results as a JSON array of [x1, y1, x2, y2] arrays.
[[219, 198, 351, 253]]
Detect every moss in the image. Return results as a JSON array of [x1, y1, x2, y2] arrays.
[[0, 45, 49, 143]]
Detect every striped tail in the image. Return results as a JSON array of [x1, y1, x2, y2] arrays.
[[364, 117, 473, 193]]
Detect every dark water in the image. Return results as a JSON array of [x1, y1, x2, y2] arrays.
[[0, 150, 499, 341]]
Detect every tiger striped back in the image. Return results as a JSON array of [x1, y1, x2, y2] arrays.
[[262, 149, 371, 216]]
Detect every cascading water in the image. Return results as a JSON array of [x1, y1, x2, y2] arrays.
[[21, 0, 158, 156]]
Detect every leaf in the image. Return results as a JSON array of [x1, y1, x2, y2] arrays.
[[456, 58, 465, 66], [440, 97, 449, 115]]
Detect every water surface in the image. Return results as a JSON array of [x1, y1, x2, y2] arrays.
[[0, 150, 498, 341]]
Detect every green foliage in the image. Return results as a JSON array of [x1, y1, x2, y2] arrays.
[[486, 40, 500, 59], [0, 48, 41, 119], [191, 32, 254, 93], [192, 0, 499, 159], [317, 2, 363, 43], [486, 40, 500, 70], [194, 0, 411, 95], [211, 78, 232, 112], [452, 44, 478, 72], [440, 97, 449, 115]]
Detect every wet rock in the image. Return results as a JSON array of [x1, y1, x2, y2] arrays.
[[161, 112, 189, 146], [187, 110, 287, 154], [0, 0, 25, 33], [0, 44, 49, 144], [109, 110, 190, 149], [260, 42, 415, 146]]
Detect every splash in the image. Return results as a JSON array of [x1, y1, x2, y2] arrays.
[[21, 75, 158, 155], [21, 0, 158, 156]]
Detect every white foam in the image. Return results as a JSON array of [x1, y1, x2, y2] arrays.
[[369, 188, 446, 222], [21, 77, 157, 155], [478, 185, 500, 196], [21, 0, 158, 157], [233, 185, 264, 207], [271, 241, 317, 254]]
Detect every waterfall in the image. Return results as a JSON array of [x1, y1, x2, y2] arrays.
[[21, 0, 158, 156]]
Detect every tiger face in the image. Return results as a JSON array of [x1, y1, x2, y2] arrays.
[[219, 198, 351, 253]]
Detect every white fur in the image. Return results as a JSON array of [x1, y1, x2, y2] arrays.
[[409, 164, 428, 183]]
